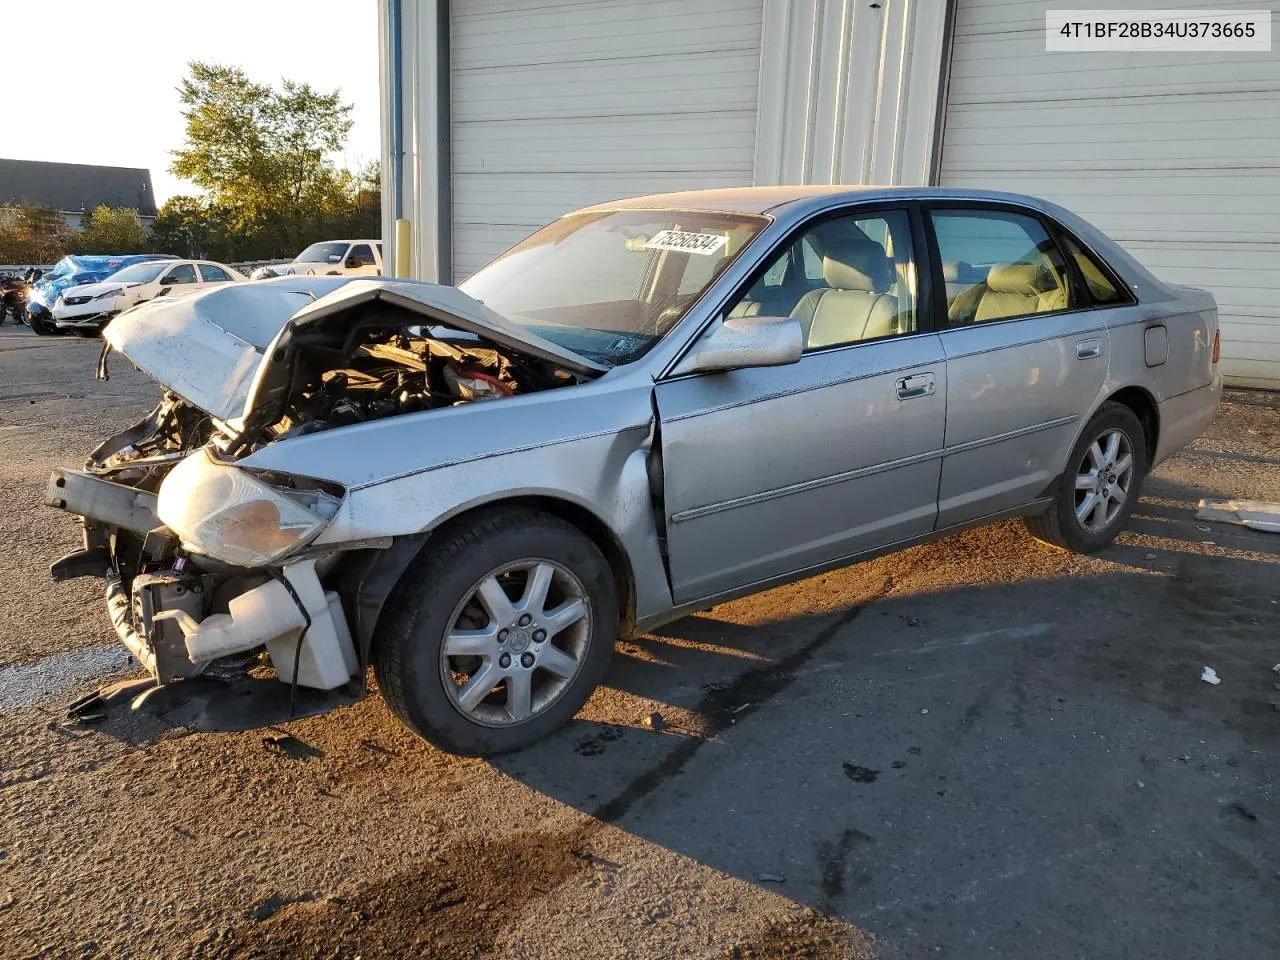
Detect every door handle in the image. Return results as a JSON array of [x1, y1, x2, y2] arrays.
[[1076, 338, 1102, 359], [896, 372, 935, 400]]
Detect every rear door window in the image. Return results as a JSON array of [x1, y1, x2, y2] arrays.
[[930, 210, 1075, 325], [197, 263, 231, 283]]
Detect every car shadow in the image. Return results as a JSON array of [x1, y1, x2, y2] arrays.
[[490, 496, 1280, 958]]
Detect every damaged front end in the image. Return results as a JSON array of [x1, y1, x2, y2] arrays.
[[47, 278, 606, 698]]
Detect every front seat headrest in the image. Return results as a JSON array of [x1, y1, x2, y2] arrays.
[[822, 240, 891, 292], [986, 262, 1053, 295]]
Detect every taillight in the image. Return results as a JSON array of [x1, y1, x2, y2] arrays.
[[1212, 329, 1221, 365]]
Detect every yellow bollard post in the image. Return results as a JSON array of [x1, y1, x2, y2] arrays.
[[394, 219, 411, 278]]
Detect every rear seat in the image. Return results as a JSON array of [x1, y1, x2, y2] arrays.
[[947, 262, 1067, 325]]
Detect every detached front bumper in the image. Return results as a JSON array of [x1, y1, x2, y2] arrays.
[[53, 304, 117, 328], [46, 467, 358, 690]]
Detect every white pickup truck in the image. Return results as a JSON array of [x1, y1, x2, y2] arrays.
[[282, 240, 383, 277]]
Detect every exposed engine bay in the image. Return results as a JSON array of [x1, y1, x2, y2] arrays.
[[50, 305, 592, 697]]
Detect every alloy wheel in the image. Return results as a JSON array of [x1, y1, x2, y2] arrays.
[[1074, 428, 1135, 534], [439, 559, 591, 727]]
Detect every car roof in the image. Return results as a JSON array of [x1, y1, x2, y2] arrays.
[[575, 185, 1068, 216]]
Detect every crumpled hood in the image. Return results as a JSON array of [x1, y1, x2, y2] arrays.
[[105, 276, 356, 420], [62, 280, 134, 301], [104, 276, 605, 422]]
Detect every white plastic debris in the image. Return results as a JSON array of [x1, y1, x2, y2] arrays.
[[1195, 499, 1280, 533], [1201, 666, 1221, 685]]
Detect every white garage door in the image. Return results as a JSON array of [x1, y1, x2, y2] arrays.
[[940, 0, 1280, 387], [450, 0, 763, 281]]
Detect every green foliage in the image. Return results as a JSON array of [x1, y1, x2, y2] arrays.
[[77, 205, 148, 255], [0, 63, 379, 266], [0, 205, 73, 263], [169, 62, 377, 258]]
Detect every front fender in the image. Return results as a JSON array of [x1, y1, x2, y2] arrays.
[[317, 425, 672, 624]]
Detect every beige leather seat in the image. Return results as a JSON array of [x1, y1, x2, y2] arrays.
[[948, 262, 1067, 325], [790, 240, 898, 349]]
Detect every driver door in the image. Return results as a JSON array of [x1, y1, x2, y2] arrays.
[[655, 207, 947, 604]]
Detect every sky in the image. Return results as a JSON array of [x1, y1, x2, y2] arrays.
[[0, 0, 381, 205]]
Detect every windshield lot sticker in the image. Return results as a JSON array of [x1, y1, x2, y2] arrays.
[[644, 230, 728, 256]]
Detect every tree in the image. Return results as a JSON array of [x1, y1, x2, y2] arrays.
[[0, 205, 73, 263], [150, 195, 225, 259], [170, 62, 358, 257], [77, 205, 148, 255]]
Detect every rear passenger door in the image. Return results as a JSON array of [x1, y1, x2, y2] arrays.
[[925, 205, 1107, 527]]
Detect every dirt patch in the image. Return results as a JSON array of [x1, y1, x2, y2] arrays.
[[204, 827, 594, 959], [720, 910, 874, 959]]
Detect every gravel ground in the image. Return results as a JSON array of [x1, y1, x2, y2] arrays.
[[1, 326, 1278, 960]]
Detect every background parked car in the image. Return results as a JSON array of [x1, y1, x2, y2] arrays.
[[280, 239, 382, 276], [52, 259, 246, 337], [26, 254, 178, 335]]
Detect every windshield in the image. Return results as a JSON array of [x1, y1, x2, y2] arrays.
[[294, 242, 349, 264], [106, 262, 168, 284], [460, 209, 768, 365]]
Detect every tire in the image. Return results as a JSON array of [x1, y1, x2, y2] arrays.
[[374, 507, 618, 755], [1024, 401, 1147, 552], [29, 314, 58, 336]]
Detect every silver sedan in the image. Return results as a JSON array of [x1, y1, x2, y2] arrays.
[[48, 187, 1222, 754]]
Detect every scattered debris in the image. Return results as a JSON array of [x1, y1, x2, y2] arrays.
[[1196, 524, 1212, 532], [642, 712, 668, 732], [758, 873, 786, 884], [891, 760, 907, 769], [1144, 553, 1157, 561], [842, 763, 880, 783], [1136, 780, 1145, 789], [1201, 666, 1221, 685], [1195, 498, 1280, 533], [572, 849, 621, 870], [902, 616, 922, 627], [920, 707, 929, 715], [1272, 663, 1280, 674]]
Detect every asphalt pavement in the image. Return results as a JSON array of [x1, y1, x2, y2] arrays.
[[1, 325, 1277, 960]]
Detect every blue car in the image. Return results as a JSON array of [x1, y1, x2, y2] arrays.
[[26, 254, 177, 335]]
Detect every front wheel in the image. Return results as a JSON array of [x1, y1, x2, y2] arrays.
[[29, 314, 59, 336], [1024, 401, 1147, 552], [375, 508, 618, 755]]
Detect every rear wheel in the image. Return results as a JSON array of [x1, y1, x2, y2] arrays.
[[1024, 402, 1146, 552], [375, 507, 618, 755]]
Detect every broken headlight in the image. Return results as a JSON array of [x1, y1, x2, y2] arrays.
[[157, 449, 342, 567]]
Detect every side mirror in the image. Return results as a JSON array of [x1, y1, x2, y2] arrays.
[[672, 314, 803, 376], [156, 286, 172, 298], [345, 255, 361, 269]]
